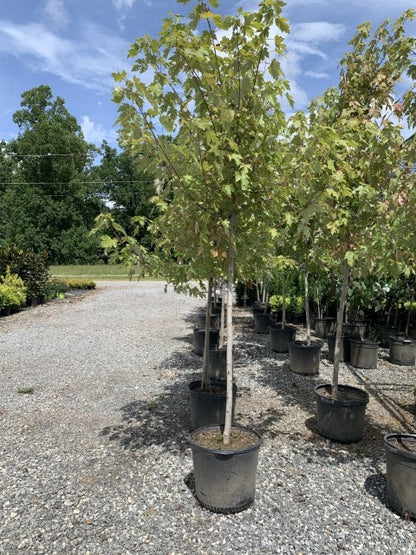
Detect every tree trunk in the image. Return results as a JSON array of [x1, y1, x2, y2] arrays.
[[332, 262, 350, 399], [223, 212, 236, 446], [304, 260, 311, 345], [405, 291, 414, 337], [281, 274, 286, 329], [219, 280, 226, 349], [201, 277, 213, 392]]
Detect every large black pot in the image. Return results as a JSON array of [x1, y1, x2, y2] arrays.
[[198, 312, 220, 330], [193, 328, 220, 356], [384, 433, 416, 518], [189, 380, 237, 430], [314, 317, 336, 339], [269, 325, 296, 353], [374, 324, 399, 348], [315, 384, 369, 443], [349, 339, 379, 369], [289, 340, 321, 375], [327, 333, 351, 363], [187, 424, 262, 513], [389, 336, 416, 366], [207, 347, 227, 380], [253, 313, 275, 334]]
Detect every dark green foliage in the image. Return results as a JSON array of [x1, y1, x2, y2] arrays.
[[0, 244, 50, 300], [88, 141, 156, 248], [0, 86, 105, 264]]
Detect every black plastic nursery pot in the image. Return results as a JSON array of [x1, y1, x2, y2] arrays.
[[374, 324, 399, 348], [384, 433, 416, 518], [198, 312, 220, 330], [187, 425, 262, 514], [389, 336, 416, 366], [289, 340, 321, 376], [207, 347, 227, 381], [315, 384, 369, 443], [189, 380, 237, 430], [193, 328, 220, 356], [269, 325, 296, 353], [253, 313, 275, 334], [327, 333, 351, 363], [349, 339, 379, 369], [314, 317, 336, 339]]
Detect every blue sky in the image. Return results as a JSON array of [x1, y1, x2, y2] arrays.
[[0, 0, 415, 148]]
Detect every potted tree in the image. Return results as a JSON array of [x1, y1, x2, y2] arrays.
[[112, 0, 291, 512], [288, 10, 416, 441]]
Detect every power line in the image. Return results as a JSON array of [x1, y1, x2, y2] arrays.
[[4, 152, 88, 158], [0, 180, 156, 186]]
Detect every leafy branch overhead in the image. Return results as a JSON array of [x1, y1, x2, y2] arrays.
[[112, 0, 292, 286]]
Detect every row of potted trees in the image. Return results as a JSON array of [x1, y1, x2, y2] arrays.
[[103, 0, 416, 515]]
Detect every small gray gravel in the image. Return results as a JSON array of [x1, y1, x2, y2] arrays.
[[0, 280, 415, 554]]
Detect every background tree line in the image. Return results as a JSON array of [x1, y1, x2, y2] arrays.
[[0, 85, 156, 264]]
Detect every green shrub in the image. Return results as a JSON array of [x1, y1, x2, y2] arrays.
[[0, 245, 50, 299], [44, 277, 70, 300], [269, 294, 283, 312], [0, 269, 27, 309], [44, 277, 96, 300], [64, 279, 96, 290]]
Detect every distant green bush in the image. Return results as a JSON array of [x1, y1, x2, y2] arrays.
[[0, 245, 50, 300], [0, 268, 27, 311], [44, 277, 96, 300]]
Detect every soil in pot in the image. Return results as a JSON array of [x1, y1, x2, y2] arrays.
[[289, 340, 321, 375], [189, 380, 237, 430], [384, 433, 416, 518], [389, 336, 416, 366], [187, 425, 262, 514], [315, 384, 369, 443], [193, 328, 220, 356], [349, 339, 379, 369], [269, 325, 296, 353]]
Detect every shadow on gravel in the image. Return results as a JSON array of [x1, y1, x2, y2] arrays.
[[237, 307, 414, 464], [100, 313, 203, 454], [364, 473, 390, 510]]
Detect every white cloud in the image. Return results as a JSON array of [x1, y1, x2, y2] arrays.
[[291, 22, 347, 44], [286, 40, 327, 60], [112, 0, 136, 8], [80, 115, 117, 145], [0, 20, 129, 92], [42, 0, 70, 28], [304, 70, 329, 79]]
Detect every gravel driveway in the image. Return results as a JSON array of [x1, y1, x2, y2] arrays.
[[0, 280, 415, 554]]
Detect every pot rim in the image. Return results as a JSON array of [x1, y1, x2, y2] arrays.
[[187, 424, 262, 455], [384, 433, 416, 461], [189, 379, 237, 396], [289, 339, 322, 349], [315, 383, 369, 406], [349, 338, 379, 347], [389, 335, 413, 345]]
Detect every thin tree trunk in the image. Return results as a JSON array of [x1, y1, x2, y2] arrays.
[[281, 274, 286, 329], [405, 292, 414, 337], [201, 277, 213, 392], [219, 280, 226, 349], [332, 262, 350, 399], [223, 212, 236, 446], [304, 260, 311, 345]]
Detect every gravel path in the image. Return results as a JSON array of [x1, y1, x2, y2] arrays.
[[0, 280, 415, 554]]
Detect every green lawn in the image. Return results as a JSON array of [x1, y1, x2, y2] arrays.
[[50, 264, 141, 280]]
